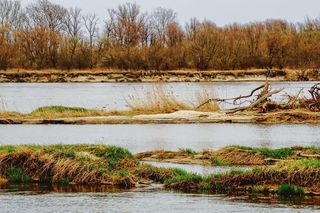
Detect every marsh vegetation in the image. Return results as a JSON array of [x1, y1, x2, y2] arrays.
[[0, 145, 319, 198]]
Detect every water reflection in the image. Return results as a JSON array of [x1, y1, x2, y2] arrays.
[[0, 185, 319, 213]]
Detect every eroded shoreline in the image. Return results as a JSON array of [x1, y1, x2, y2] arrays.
[[0, 145, 319, 198], [1, 69, 318, 83]]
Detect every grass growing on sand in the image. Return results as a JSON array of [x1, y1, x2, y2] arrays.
[[0, 87, 221, 121], [0, 105, 112, 119]]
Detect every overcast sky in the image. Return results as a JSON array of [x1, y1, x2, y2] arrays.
[[21, 0, 320, 26]]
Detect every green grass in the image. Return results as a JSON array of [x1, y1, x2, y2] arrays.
[[275, 159, 320, 169], [32, 106, 89, 113], [210, 157, 230, 166], [95, 146, 134, 169], [250, 185, 270, 194], [257, 148, 294, 159], [58, 178, 70, 185], [178, 148, 197, 155], [277, 184, 305, 197], [230, 146, 294, 159], [0, 145, 17, 153], [119, 170, 129, 177], [8, 167, 31, 184], [169, 168, 189, 176], [164, 173, 203, 185]]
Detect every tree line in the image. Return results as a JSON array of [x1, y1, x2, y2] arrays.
[[1, 0, 320, 71]]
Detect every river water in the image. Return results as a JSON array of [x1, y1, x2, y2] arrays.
[[0, 82, 316, 113], [0, 185, 319, 213], [1, 82, 320, 212], [0, 124, 319, 153]]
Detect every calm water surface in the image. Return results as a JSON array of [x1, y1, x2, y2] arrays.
[[144, 161, 252, 176], [0, 124, 319, 153], [0, 82, 316, 113], [0, 186, 319, 213]]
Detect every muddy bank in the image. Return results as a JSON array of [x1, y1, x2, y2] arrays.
[[0, 69, 317, 83], [1, 110, 320, 124]]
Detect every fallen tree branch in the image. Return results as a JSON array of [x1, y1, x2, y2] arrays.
[[195, 84, 266, 110], [226, 88, 284, 114]]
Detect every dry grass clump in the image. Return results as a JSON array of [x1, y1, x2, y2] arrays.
[[126, 85, 220, 114], [0, 96, 7, 112], [0, 106, 113, 120], [126, 86, 191, 114], [211, 147, 267, 165], [0, 145, 185, 189], [28, 106, 110, 119], [134, 164, 178, 183], [195, 89, 220, 112], [0, 145, 139, 188]]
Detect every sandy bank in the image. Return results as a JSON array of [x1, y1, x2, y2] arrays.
[[1, 110, 320, 125]]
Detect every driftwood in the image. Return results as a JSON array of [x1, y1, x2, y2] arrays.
[[308, 83, 320, 111], [196, 81, 320, 113], [227, 88, 284, 114], [195, 83, 267, 110], [297, 152, 320, 159]]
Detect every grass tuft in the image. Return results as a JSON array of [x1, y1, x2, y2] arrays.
[[8, 167, 31, 184], [277, 184, 305, 197]]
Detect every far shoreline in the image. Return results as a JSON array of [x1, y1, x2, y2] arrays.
[[0, 69, 319, 83]]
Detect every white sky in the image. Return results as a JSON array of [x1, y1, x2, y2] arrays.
[[20, 0, 320, 26]]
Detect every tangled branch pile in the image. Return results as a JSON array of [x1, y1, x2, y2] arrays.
[[197, 82, 320, 113]]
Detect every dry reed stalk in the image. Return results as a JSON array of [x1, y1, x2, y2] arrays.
[[126, 85, 220, 113], [195, 89, 220, 112], [0, 96, 7, 112]]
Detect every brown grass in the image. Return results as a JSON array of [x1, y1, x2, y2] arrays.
[[0, 176, 8, 185], [194, 89, 220, 112], [0, 145, 184, 189], [165, 159, 320, 195], [211, 147, 267, 165], [126, 85, 220, 114]]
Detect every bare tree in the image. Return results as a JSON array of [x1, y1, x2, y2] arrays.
[[150, 7, 177, 46], [0, 0, 22, 29], [83, 13, 99, 68], [60, 7, 83, 70], [63, 7, 82, 38], [105, 2, 147, 46], [25, 0, 67, 32]]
